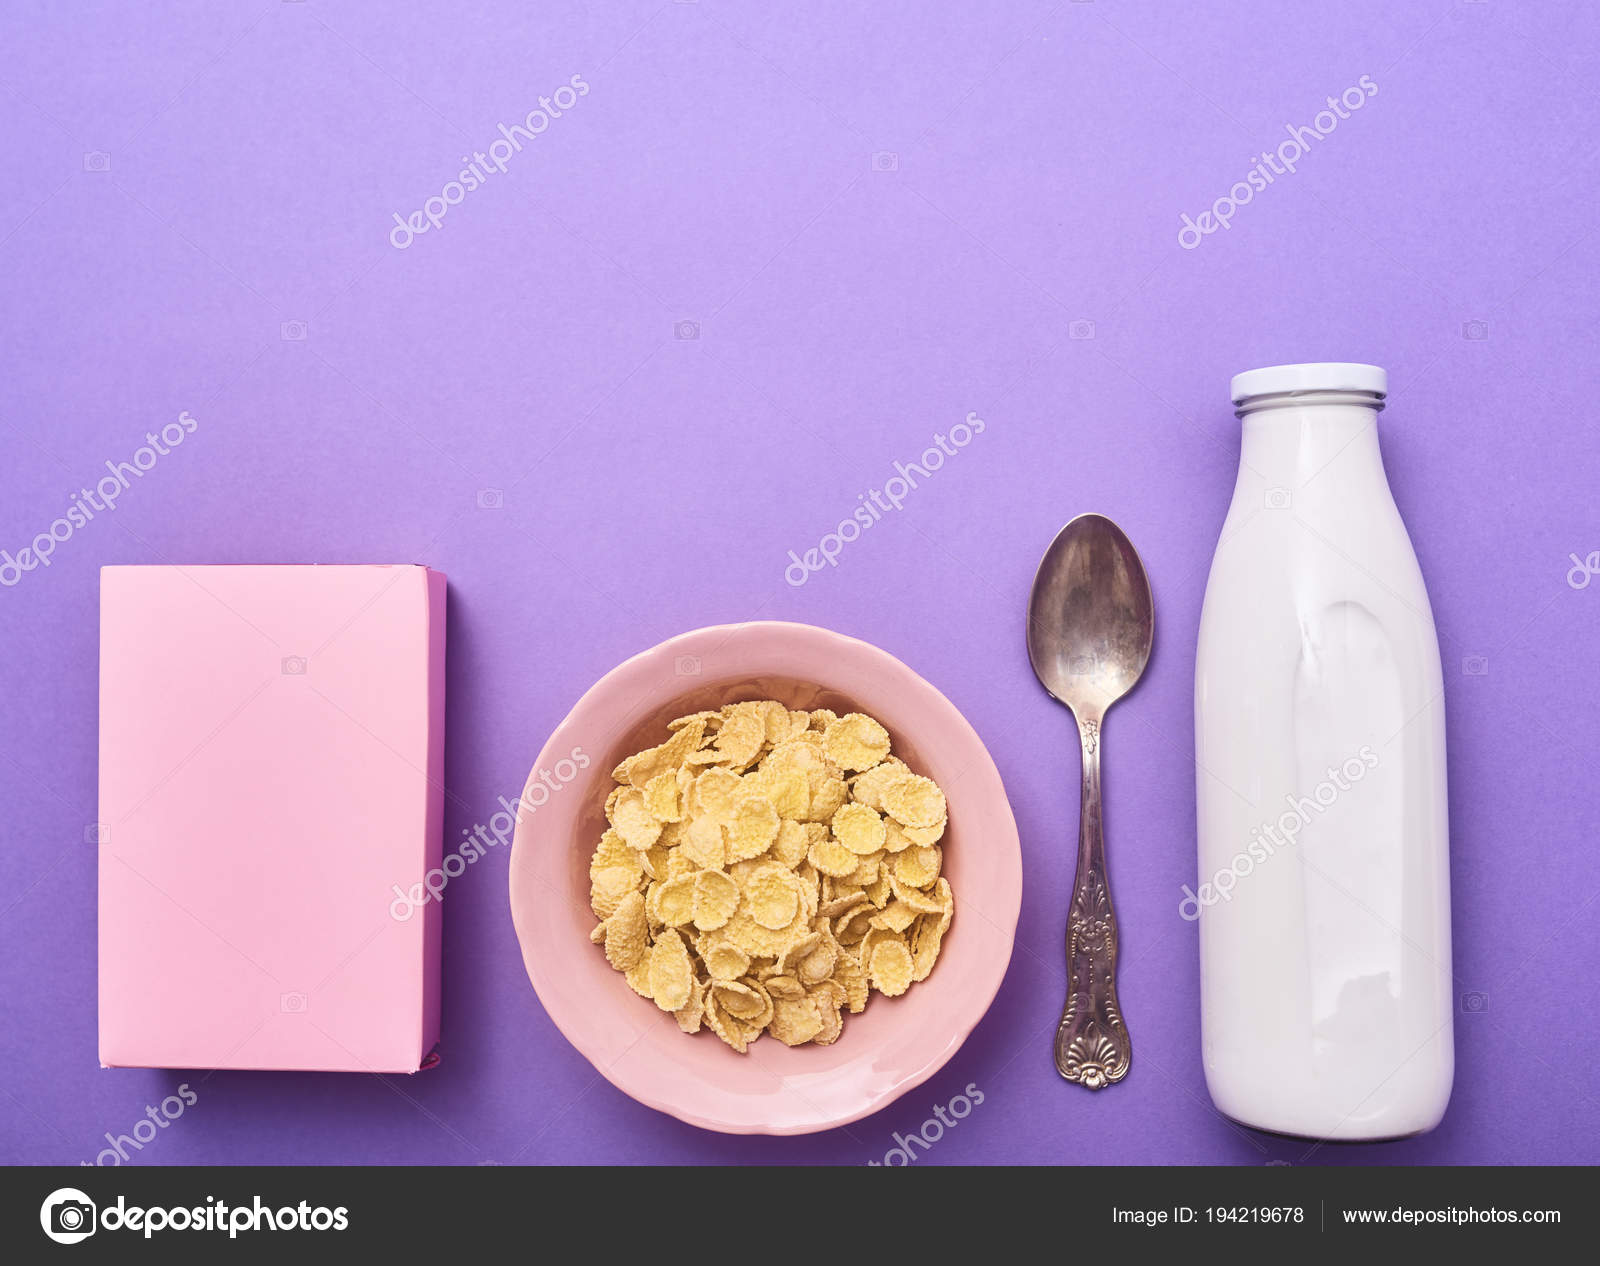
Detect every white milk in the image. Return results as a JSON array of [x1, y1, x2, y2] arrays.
[[1193, 363, 1453, 1140]]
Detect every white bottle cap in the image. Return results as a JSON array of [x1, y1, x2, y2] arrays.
[[1230, 362, 1387, 406]]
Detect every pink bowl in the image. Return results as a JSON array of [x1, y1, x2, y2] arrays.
[[509, 621, 1021, 1135]]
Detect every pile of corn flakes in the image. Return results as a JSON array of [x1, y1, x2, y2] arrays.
[[588, 701, 954, 1051]]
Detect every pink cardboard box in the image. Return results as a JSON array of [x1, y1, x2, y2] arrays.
[[98, 565, 446, 1072]]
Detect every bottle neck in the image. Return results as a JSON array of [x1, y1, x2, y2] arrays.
[[1237, 393, 1386, 490]]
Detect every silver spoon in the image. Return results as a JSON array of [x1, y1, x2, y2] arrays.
[[1026, 513, 1153, 1089]]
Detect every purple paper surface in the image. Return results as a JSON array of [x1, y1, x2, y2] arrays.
[[1, 0, 1595, 1166]]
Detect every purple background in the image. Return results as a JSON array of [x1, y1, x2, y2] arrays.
[[2, 0, 1596, 1166]]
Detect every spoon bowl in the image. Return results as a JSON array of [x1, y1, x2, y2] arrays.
[[1028, 515, 1154, 715]]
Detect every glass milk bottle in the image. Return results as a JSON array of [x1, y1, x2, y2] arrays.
[[1193, 363, 1453, 1140]]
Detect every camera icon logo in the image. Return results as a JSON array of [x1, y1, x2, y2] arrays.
[[871, 151, 899, 172], [1461, 990, 1489, 1013], [40, 1188, 97, 1244], [1264, 487, 1292, 510], [476, 488, 505, 509], [83, 152, 111, 173], [674, 654, 701, 677], [1068, 319, 1096, 340], [1461, 320, 1489, 341], [84, 823, 110, 845], [1461, 655, 1489, 676], [673, 320, 700, 341], [280, 320, 308, 341], [280, 991, 308, 1013], [281, 655, 308, 676]]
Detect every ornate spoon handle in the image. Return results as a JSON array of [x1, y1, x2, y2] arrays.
[[1054, 712, 1131, 1088]]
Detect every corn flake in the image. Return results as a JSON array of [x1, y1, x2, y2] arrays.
[[744, 863, 801, 930], [823, 713, 891, 772], [590, 828, 643, 883], [692, 868, 740, 931], [702, 940, 750, 981], [868, 939, 915, 997], [591, 866, 637, 921], [870, 900, 918, 934], [901, 817, 946, 846], [883, 772, 945, 830], [832, 802, 887, 855], [648, 929, 694, 1012], [894, 845, 942, 889], [912, 879, 954, 982], [705, 995, 756, 1053], [769, 994, 824, 1046], [690, 767, 743, 823], [643, 770, 683, 822], [675, 979, 706, 1034], [832, 948, 870, 1013], [713, 980, 770, 1026], [603, 891, 649, 971], [811, 980, 846, 1045], [806, 777, 848, 823], [770, 818, 810, 868], [849, 759, 910, 812], [679, 816, 726, 870], [653, 873, 696, 927], [711, 705, 765, 768], [609, 787, 663, 851], [726, 795, 780, 862], [882, 819, 916, 854], [624, 956, 654, 998], [807, 835, 860, 879]]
